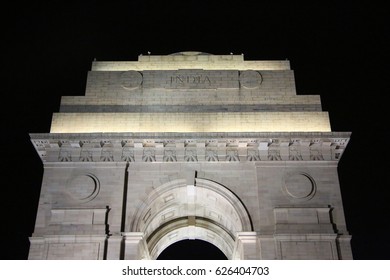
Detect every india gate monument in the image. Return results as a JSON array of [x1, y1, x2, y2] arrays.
[[28, 51, 352, 260]]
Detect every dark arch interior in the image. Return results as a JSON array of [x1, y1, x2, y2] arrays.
[[157, 239, 228, 260]]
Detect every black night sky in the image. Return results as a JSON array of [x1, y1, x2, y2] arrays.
[[2, 1, 389, 260]]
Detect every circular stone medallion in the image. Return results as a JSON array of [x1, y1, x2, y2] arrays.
[[239, 70, 263, 89], [120, 71, 143, 90], [66, 174, 100, 202], [283, 173, 316, 201]]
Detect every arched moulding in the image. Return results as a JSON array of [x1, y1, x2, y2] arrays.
[[129, 177, 253, 260], [150, 225, 232, 260]]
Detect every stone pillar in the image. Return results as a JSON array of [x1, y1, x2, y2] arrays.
[[258, 235, 277, 259], [233, 232, 259, 260], [28, 237, 46, 260], [337, 235, 353, 259], [106, 235, 122, 260], [122, 232, 149, 260]]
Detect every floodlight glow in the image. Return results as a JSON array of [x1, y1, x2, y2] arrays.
[[50, 112, 331, 133]]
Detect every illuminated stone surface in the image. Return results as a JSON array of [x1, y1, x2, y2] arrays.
[[29, 52, 352, 260]]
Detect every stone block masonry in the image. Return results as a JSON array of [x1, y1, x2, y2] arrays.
[[29, 51, 352, 260], [50, 112, 331, 133]]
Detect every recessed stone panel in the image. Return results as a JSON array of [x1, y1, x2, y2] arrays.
[[280, 241, 334, 260], [47, 242, 100, 260]]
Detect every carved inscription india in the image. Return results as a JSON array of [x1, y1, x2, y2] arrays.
[[170, 75, 211, 85]]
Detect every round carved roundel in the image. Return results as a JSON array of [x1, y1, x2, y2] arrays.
[[239, 70, 263, 89], [283, 173, 316, 201], [120, 71, 143, 90], [66, 173, 100, 202]]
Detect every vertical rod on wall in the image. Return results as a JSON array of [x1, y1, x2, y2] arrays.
[[120, 161, 130, 259]]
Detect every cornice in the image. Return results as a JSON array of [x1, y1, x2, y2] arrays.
[[30, 132, 350, 163]]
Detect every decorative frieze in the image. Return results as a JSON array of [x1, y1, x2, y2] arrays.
[[205, 148, 219, 162], [142, 148, 156, 162], [30, 132, 350, 163], [184, 148, 197, 162], [121, 147, 135, 162]]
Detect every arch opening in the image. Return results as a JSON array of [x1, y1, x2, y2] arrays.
[[157, 239, 228, 260], [129, 177, 253, 260]]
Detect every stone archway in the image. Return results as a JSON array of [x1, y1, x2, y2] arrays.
[[129, 177, 253, 260]]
